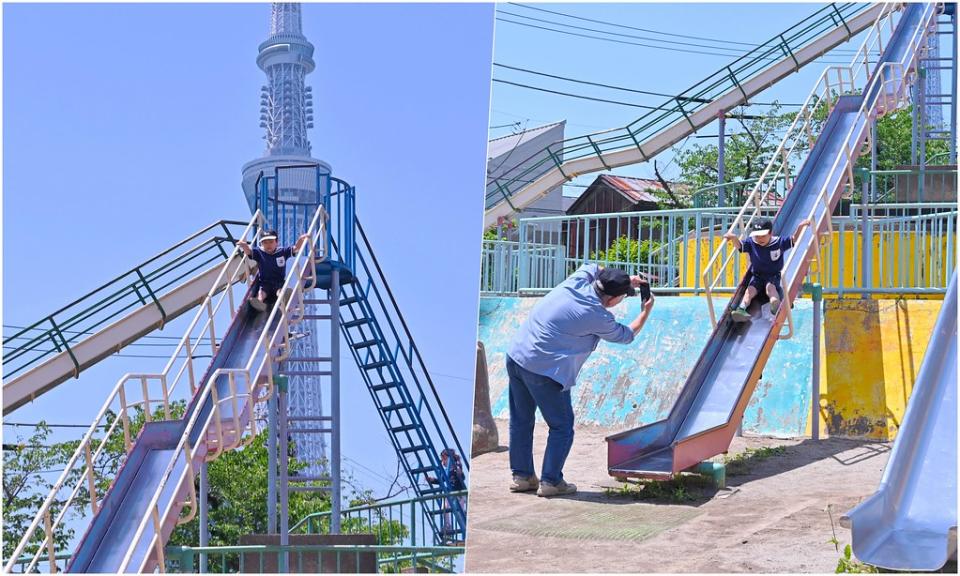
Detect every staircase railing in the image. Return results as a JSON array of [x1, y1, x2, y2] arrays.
[[701, 3, 931, 335], [3, 220, 249, 386], [485, 2, 882, 213], [3, 211, 265, 574], [116, 203, 329, 572]]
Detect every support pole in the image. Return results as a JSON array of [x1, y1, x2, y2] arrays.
[[860, 169, 872, 297], [804, 283, 823, 440], [870, 121, 878, 202], [279, 378, 289, 573], [918, 67, 927, 201], [717, 113, 726, 208], [330, 268, 342, 534], [267, 391, 278, 534], [199, 462, 209, 573], [912, 82, 919, 164], [951, 7, 958, 164]]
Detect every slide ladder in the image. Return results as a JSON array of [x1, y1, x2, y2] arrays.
[[484, 2, 890, 228], [259, 172, 471, 547], [3, 220, 255, 414], [606, 3, 938, 478], [842, 271, 956, 571], [4, 205, 329, 573]]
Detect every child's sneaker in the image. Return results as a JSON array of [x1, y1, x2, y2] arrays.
[[510, 474, 539, 493], [769, 298, 781, 315], [537, 479, 577, 497], [730, 307, 751, 323], [248, 297, 267, 312]]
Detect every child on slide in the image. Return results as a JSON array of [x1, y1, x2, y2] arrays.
[[236, 229, 311, 312], [723, 217, 811, 322]]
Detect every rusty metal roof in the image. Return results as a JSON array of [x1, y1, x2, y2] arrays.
[[594, 174, 665, 203]]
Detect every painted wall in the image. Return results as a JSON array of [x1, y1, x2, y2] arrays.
[[478, 296, 815, 438], [815, 298, 943, 439], [478, 296, 943, 441]]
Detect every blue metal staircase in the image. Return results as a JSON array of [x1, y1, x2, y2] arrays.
[[333, 220, 467, 545], [258, 168, 468, 546]]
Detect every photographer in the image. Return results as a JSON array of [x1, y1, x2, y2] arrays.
[[505, 264, 655, 497]]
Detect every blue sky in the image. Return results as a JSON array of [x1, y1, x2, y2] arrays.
[[489, 3, 891, 194], [4, 2, 493, 504]]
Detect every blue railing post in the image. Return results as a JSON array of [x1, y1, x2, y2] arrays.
[[518, 220, 529, 291]]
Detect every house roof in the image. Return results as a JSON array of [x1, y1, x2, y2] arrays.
[[565, 174, 675, 215], [488, 121, 565, 160]]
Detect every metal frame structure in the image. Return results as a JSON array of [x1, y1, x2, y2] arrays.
[[484, 3, 889, 228]]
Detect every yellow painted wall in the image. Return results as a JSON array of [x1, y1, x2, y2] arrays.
[[804, 298, 944, 440], [682, 231, 951, 299]]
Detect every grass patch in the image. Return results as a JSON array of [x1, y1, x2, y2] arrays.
[[722, 445, 787, 476], [604, 474, 714, 503]]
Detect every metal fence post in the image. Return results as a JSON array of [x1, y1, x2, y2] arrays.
[[805, 283, 823, 440]]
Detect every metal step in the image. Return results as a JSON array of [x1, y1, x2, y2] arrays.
[[302, 314, 332, 320], [400, 445, 428, 454], [362, 360, 390, 370], [290, 485, 332, 493], [352, 339, 379, 350], [285, 356, 332, 363], [288, 416, 333, 422], [390, 424, 419, 433], [343, 318, 369, 329], [286, 475, 332, 483], [340, 296, 361, 306], [409, 466, 435, 475], [371, 382, 397, 392], [289, 427, 333, 434], [381, 403, 409, 412]]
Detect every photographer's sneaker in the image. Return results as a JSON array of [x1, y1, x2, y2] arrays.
[[537, 479, 577, 497], [510, 474, 539, 493]]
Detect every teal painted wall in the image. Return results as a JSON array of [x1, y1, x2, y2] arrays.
[[478, 296, 815, 437]]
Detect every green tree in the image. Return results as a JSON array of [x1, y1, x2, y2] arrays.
[[592, 236, 665, 267]]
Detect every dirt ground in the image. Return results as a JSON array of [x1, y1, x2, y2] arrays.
[[465, 419, 893, 573]]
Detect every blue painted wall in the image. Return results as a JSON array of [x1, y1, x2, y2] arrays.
[[478, 296, 815, 437]]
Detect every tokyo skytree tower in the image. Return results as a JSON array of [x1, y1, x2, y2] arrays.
[[241, 2, 330, 476]]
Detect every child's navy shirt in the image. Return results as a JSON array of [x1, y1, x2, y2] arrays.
[[250, 246, 294, 291], [739, 235, 794, 277]]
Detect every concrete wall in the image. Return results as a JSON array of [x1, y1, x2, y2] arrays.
[[478, 295, 943, 441]]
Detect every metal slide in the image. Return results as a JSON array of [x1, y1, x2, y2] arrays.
[[841, 272, 957, 572], [484, 3, 889, 228], [606, 3, 937, 478], [3, 220, 255, 414], [5, 207, 328, 573]]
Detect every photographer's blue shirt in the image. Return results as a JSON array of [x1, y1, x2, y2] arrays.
[[250, 246, 294, 291], [508, 263, 635, 391], [739, 236, 794, 277]]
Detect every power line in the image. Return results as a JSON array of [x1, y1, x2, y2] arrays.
[[494, 16, 851, 64], [494, 62, 802, 107], [507, 3, 859, 53], [4, 422, 107, 429], [493, 78, 666, 110], [4, 324, 190, 342]]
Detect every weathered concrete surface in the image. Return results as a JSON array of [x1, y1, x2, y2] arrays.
[[472, 341, 499, 457], [465, 420, 891, 573], [479, 296, 815, 437], [479, 296, 944, 442], [817, 298, 944, 440]]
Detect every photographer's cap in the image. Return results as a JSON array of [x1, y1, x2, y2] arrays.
[[749, 219, 773, 238], [597, 267, 636, 297]]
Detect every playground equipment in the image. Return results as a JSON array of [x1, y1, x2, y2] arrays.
[[2, 221, 252, 413], [484, 2, 890, 228], [4, 173, 467, 572], [841, 271, 957, 572], [605, 3, 939, 478]]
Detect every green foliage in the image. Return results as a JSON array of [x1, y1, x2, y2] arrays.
[[3, 424, 84, 566], [835, 544, 879, 573], [722, 445, 787, 476], [592, 236, 665, 266], [855, 106, 950, 172], [604, 474, 712, 503]]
